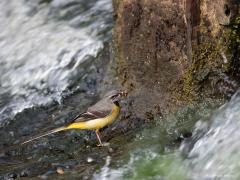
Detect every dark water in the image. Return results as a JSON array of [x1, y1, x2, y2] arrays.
[[1, 0, 240, 180]]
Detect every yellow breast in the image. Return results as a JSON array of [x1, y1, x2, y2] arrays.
[[67, 104, 120, 130]]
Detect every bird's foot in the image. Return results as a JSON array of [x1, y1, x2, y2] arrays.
[[97, 142, 109, 147], [97, 143, 103, 147]]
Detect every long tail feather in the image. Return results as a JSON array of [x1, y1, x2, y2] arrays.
[[0, 127, 68, 155], [21, 126, 68, 145]]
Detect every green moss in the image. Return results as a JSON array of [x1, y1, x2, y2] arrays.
[[179, 18, 240, 101], [182, 43, 224, 100], [124, 154, 187, 180], [228, 16, 240, 48]]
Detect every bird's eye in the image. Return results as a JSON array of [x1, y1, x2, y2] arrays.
[[111, 94, 118, 99]]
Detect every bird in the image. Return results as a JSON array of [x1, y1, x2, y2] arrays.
[[21, 90, 128, 146]]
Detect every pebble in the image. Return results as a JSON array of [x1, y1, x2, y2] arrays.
[[87, 157, 94, 163], [9, 131, 14, 136], [20, 170, 28, 177], [108, 147, 114, 153], [56, 167, 64, 175]]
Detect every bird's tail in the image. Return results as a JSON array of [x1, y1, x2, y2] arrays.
[[0, 126, 69, 155], [21, 126, 68, 145], [1, 123, 86, 154]]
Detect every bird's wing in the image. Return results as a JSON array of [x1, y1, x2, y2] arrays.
[[72, 99, 112, 123]]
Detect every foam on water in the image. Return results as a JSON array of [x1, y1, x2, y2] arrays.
[[185, 91, 240, 179], [0, 0, 112, 126]]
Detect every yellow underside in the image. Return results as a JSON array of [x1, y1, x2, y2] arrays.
[[66, 104, 120, 130]]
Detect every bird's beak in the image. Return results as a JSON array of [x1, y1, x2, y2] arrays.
[[112, 90, 128, 102], [119, 90, 128, 97]]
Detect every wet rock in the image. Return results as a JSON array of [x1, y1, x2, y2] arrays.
[[7, 172, 18, 179], [182, 0, 240, 100], [20, 170, 28, 177], [113, 0, 240, 115], [113, 0, 188, 116]]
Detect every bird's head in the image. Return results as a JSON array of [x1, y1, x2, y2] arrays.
[[104, 90, 128, 105]]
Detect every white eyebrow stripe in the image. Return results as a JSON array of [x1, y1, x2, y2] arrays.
[[87, 112, 96, 116]]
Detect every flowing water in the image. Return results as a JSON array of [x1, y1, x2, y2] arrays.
[[0, 0, 112, 127], [1, 0, 240, 180], [92, 93, 240, 180]]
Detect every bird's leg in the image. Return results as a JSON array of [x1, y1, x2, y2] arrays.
[[95, 130, 103, 146]]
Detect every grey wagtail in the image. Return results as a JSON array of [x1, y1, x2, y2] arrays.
[[21, 90, 127, 146]]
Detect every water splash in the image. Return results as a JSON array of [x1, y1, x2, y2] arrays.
[[185, 91, 240, 179], [0, 0, 112, 126]]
